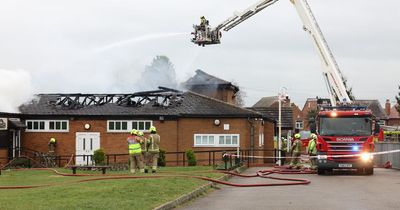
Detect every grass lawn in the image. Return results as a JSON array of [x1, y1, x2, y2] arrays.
[[0, 166, 223, 210]]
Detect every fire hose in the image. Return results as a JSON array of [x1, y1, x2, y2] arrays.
[[0, 166, 314, 190]]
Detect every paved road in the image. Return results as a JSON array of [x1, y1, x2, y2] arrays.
[[178, 167, 400, 210]]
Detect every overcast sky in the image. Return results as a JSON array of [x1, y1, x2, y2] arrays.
[[0, 0, 399, 110]]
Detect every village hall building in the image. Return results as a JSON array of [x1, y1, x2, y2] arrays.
[[0, 82, 275, 166]]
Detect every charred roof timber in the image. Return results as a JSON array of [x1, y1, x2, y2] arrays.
[[48, 87, 184, 109]]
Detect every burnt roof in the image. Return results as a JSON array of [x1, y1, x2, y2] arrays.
[[19, 91, 262, 119], [183, 69, 239, 92]]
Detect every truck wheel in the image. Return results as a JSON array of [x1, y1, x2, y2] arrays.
[[365, 167, 374, 175], [317, 168, 325, 175]]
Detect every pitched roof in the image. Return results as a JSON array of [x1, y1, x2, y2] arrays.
[[19, 91, 262, 118], [389, 105, 400, 119], [353, 100, 388, 119], [250, 107, 292, 128], [252, 96, 279, 108], [183, 70, 238, 91]]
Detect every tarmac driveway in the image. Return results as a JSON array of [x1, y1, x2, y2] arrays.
[[178, 167, 400, 210]]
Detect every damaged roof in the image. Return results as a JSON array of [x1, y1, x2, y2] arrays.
[[183, 69, 239, 92], [19, 91, 263, 119]]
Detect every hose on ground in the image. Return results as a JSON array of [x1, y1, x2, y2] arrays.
[[0, 166, 314, 190]]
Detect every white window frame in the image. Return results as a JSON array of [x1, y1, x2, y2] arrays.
[[259, 133, 264, 147], [107, 120, 153, 133], [194, 134, 240, 147], [295, 121, 304, 130], [25, 120, 69, 132]]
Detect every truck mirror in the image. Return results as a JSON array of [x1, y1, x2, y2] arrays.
[[374, 123, 380, 135], [310, 123, 316, 133]]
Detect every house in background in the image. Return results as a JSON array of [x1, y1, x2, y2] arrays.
[[182, 69, 239, 105], [0, 88, 275, 166], [385, 99, 400, 126], [251, 96, 305, 135]]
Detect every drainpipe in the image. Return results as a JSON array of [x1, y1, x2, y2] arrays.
[[247, 117, 255, 162]]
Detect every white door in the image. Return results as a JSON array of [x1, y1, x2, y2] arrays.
[[75, 132, 100, 165]]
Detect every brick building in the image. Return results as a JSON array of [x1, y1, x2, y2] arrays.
[[251, 96, 305, 135], [183, 69, 239, 105], [385, 99, 400, 126], [0, 88, 275, 166]]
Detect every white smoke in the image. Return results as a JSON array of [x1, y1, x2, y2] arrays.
[[93, 32, 187, 53], [0, 69, 33, 113]]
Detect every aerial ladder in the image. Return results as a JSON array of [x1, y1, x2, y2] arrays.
[[192, 0, 382, 175], [191, 0, 352, 106]]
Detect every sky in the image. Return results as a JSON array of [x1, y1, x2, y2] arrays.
[[0, 0, 399, 112]]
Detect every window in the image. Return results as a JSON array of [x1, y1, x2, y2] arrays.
[[295, 121, 304, 130], [25, 120, 69, 132], [259, 133, 264, 147], [194, 134, 240, 147], [107, 120, 153, 132]]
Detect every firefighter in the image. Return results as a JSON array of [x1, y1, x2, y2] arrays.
[[48, 137, 56, 154], [147, 126, 160, 173], [127, 129, 144, 173], [308, 133, 318, 169], [200, 16, 208, 28], [281, 137, 287, 164], [290, 133, 303, 169], [138, 131, 149, 173]]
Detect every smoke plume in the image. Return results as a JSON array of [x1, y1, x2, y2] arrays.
[[0, 69, 33, 113]]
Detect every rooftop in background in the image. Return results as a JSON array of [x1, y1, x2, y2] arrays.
[[183, 69, 239, 92]]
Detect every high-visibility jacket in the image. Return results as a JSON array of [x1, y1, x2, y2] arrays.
[[127, 136, 142, 155], [308, 139, 317, 155], [148, 134, 160, 153]]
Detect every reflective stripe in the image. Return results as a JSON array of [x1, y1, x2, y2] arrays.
[[129, 143, 141, 154]]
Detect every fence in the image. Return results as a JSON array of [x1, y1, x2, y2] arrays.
[[374, 142, 400, 169], [9, 148, 278, 168]]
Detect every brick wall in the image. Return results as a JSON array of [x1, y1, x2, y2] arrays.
[[21, 117, 273, 166]]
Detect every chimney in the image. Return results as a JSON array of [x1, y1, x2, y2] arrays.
[[385, 99, 391, 116]]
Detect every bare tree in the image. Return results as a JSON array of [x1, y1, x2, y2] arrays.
[[396, 85, 400, 114]]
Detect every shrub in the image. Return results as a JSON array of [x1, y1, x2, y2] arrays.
[[158, 149, 166, 167], [185, 149, 197, 166], [93, 148, 106, 165]]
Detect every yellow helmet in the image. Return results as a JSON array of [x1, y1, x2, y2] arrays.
[[310, 133, 317, 140], [149, 126, 157, 133], [50, 138, 56, 143], [294, 133, 301, 139], [130, 129, 138, 135], [138, 131, 144, 137]]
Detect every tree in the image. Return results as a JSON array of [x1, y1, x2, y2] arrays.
[[306, 108, 319, 127], [136, 55, 178, 90], [231, 81, 246, 107], [396, 85, 400, 114]]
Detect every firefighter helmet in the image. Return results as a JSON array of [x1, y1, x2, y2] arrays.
[[130, 129, 138, 135], [294, 133, 301, 139], [149, 126, 157, 133], [310, 133, 317, 140]]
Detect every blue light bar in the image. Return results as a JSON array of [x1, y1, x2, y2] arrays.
[[352, 146, 359, 151]]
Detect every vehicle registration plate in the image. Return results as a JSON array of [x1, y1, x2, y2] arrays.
[[338, 164, 352, 168]]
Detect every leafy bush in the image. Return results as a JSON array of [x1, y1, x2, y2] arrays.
[[185, 149, 197, 166], [158, 149, 166, 167], [93, 148, 106, 165]]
